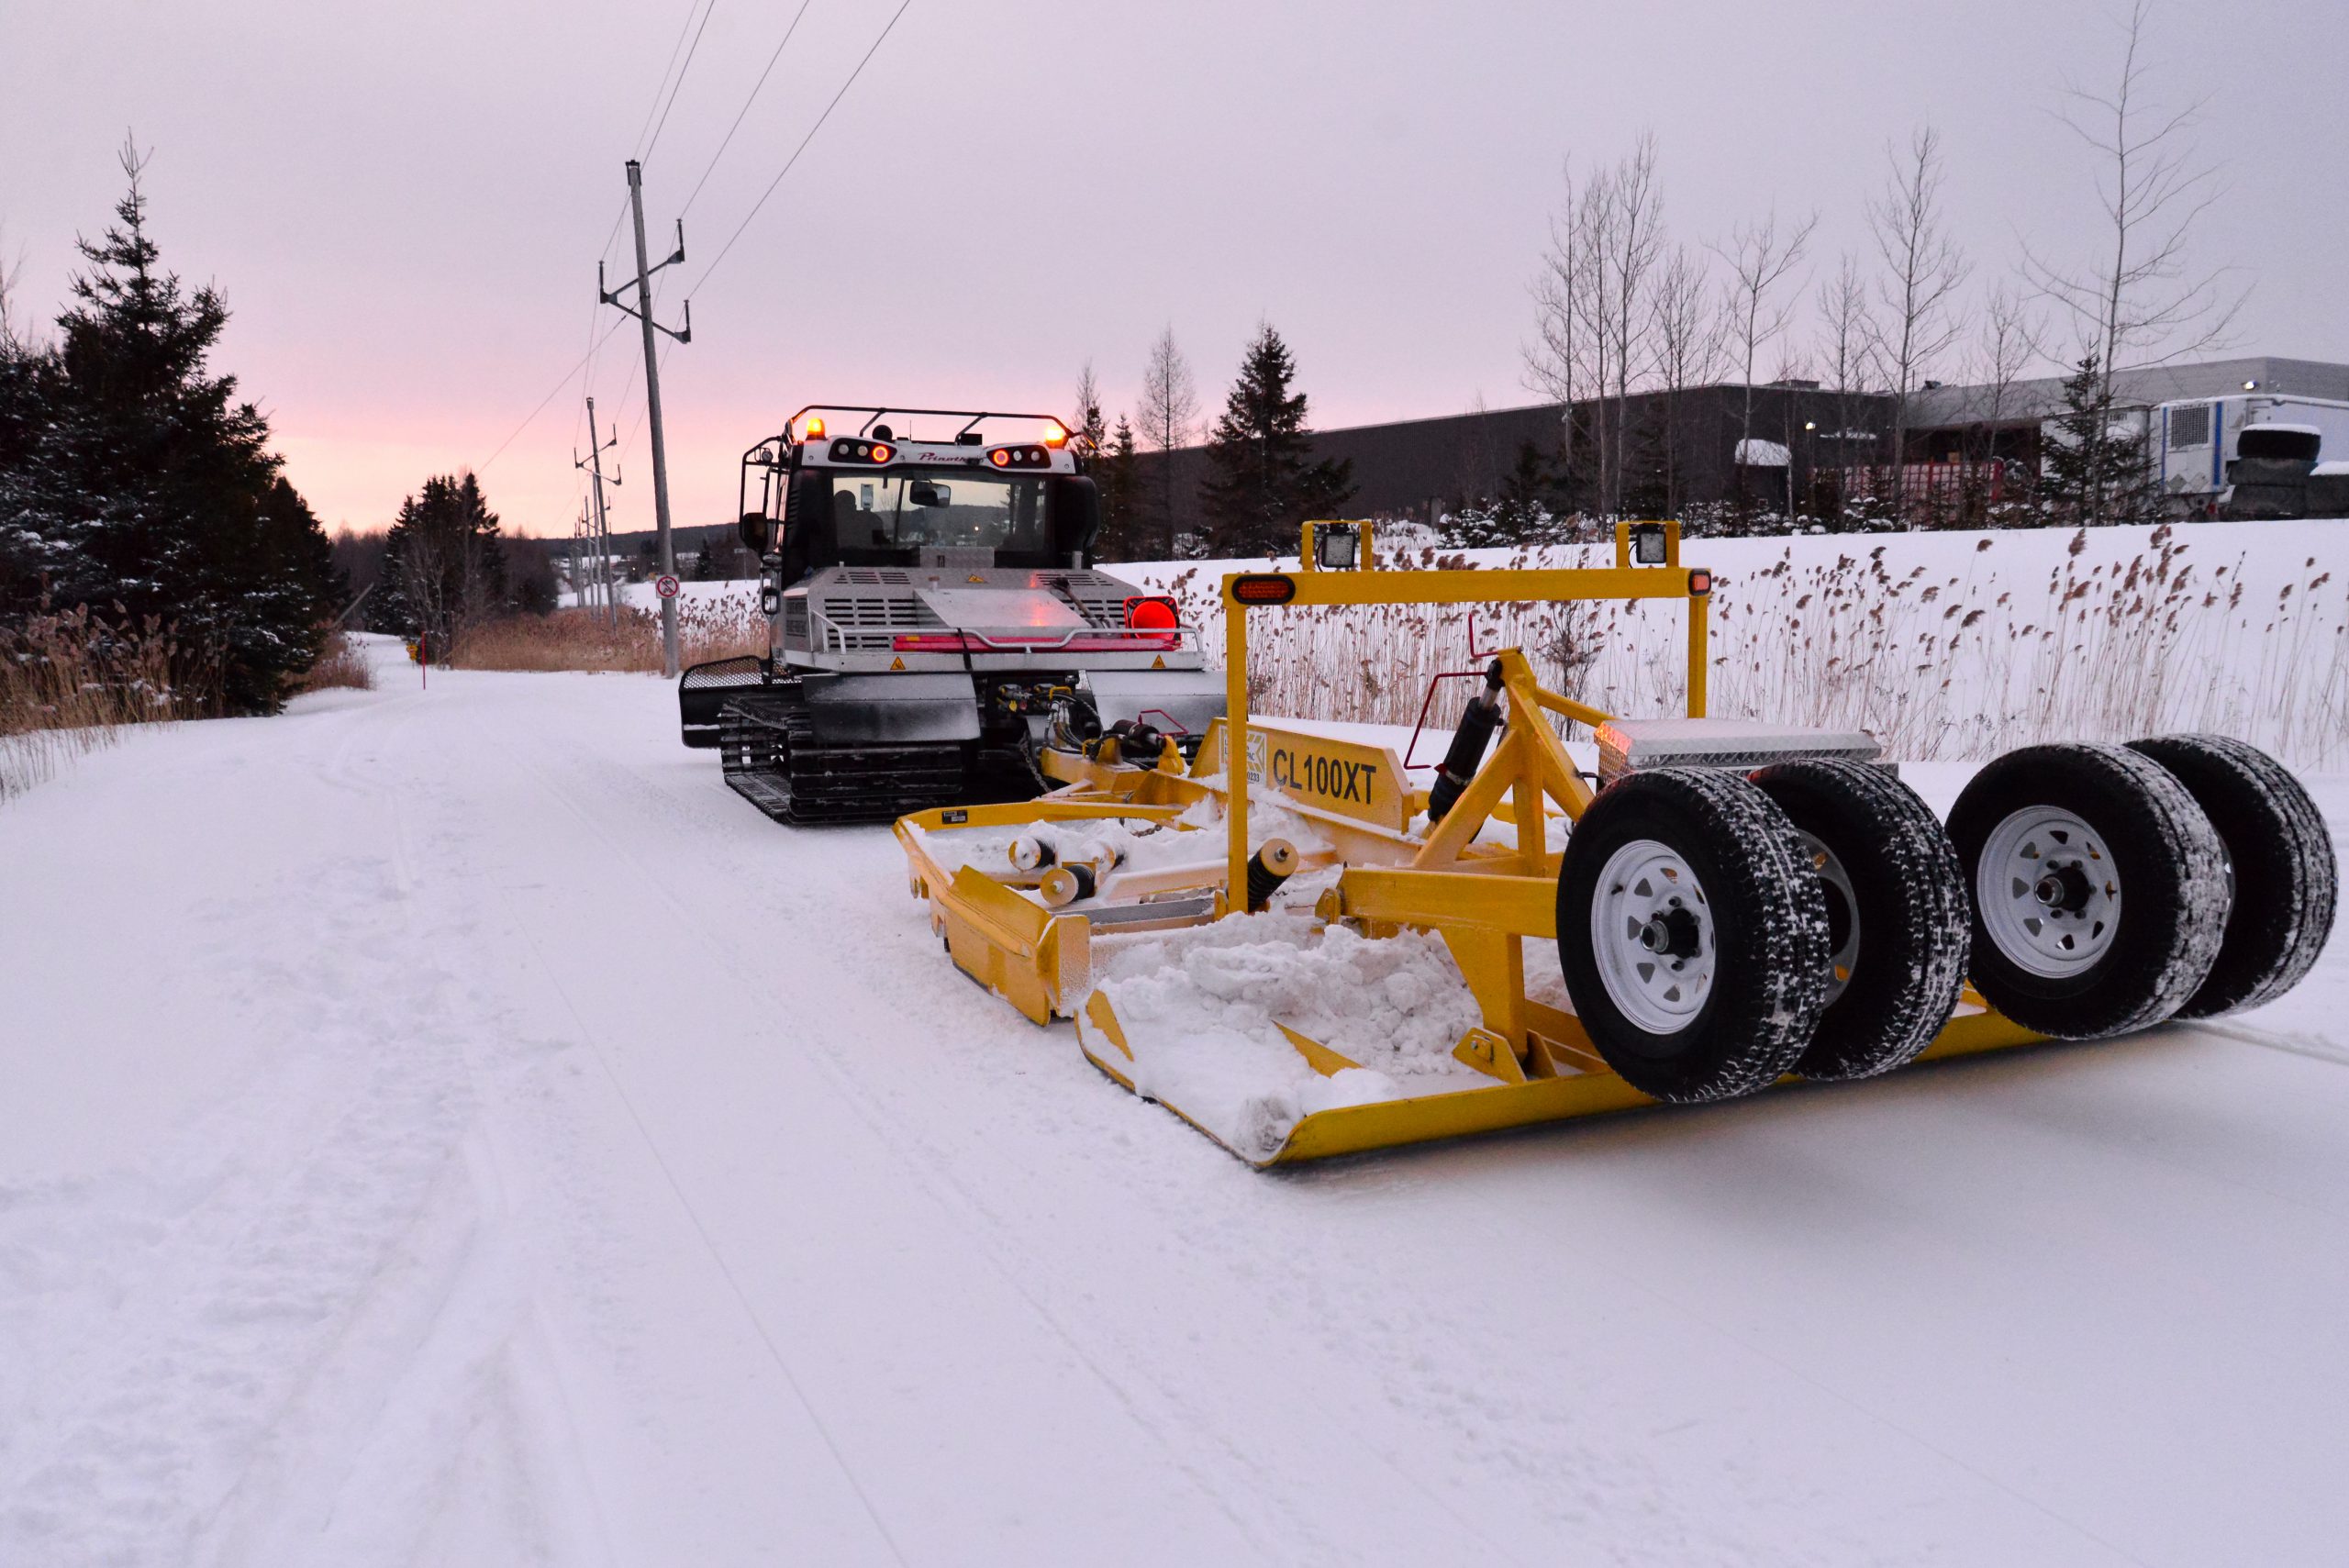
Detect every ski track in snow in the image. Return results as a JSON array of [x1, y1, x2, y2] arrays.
[[2, 643, 2347, 1565]]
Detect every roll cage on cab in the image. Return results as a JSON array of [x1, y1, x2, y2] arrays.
[[735, 406, 1102, 584]]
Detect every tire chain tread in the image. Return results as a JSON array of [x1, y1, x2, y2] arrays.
[[1753, 760, 1969, 1081], [1575, 767, 1832, 1102], [2128, 733, 2337, 1018]]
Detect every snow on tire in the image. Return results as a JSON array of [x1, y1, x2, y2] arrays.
[[1947, 742, 2229, 1040], [2125, 734, 2337, 1018], [1749, 760, 1968, 1081], [1556, 767, 1831, 1102]]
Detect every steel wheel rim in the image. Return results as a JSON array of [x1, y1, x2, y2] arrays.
[[1592, 838, 1716, 1034], [1800, 830, 1861, 1006], [1977, 806, 2121, 978]]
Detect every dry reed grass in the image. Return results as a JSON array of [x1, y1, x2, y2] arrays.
[[0, 604, 199, 801], [293, 628, 374, 694], [1150, 528, 2349, 768], [448, 595, 765, 673]]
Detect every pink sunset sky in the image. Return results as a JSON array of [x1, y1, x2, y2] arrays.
[[6, 1, 2345, 539]]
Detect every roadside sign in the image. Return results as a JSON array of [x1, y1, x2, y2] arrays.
[[654, 574, 681, 599]]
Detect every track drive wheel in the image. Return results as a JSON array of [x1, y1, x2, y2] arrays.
[[1556, 768, 1831, 1102], [1749, 760, 1969, 1081], [2126, 734, 2337, 1018], [1947, 743, 2228, 1039]]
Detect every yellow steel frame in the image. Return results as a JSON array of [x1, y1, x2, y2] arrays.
[[895, 518, 2045, 1167], [1222, 518, 1709, 905]]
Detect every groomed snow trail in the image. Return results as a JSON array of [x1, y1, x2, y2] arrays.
[[4, 651, 2348, 1565]]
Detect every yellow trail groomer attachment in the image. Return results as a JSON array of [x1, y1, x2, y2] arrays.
[[896, 519, 2334, 1166]]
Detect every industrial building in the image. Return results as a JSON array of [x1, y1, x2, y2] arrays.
[[1128, 355, 2349, 539]]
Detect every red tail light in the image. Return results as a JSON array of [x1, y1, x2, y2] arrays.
[[1124, 595, 1180, 629]]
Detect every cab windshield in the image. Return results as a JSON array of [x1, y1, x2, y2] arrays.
[[830, 471, 1050, 556]]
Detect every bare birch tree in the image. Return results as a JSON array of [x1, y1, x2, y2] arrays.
[[1712, 206, 1818, 517], [1811, 252, 1879, 521], [1965, 285, 2045, 444], [2022, 0, 2244, 403], [1944, 284, 2047, 521], [1651, 243, 1720, 517], [1597, 135, 1665, 519], [1139, 327, 1198, 557], [1527, 161, 1603, 510], [1526, 138, 1667, 519], [1868, 125, 1971, 520]]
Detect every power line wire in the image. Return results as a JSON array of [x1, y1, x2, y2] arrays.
[[479, 317, 631, 474], [585, 0, 707, 398], [687, 0, 912, 297], [629, 0, 708, 160], [486, 0, 907, 493], [641, 0, 721, 165], [679, 0, 816, 218]]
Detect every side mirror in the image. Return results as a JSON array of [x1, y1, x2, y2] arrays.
[[739, 510, 775, 553]]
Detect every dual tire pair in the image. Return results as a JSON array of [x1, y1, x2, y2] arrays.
[[1555, 738, 2334, 1103]]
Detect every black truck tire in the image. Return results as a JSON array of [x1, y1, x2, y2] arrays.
[[1947, 743, 2229, 1039], [1556, 768, 1831, 1102], [2126, 734, 2337, 1018], [1749, 761, 1969, 1081]]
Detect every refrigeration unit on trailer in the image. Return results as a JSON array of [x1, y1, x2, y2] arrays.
[[2152, 395, 2349, 517]]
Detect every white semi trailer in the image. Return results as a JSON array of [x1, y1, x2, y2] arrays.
[[2149, 393, 2349, 517]]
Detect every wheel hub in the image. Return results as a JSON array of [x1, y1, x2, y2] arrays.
[[1639, 906, 1703, 960], [2033, 863, 2092, 914], [1591, 840, 1717, 1034], [1978, 807, 2122, 978]]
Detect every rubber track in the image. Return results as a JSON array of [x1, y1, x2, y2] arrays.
[[719, 695, 967, 826]]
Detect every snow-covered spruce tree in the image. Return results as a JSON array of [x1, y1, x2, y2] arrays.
[[1441, 504, 1505, 550], [1499, 438, 1564, 535], [1446, 439, 1561, 548], [0, 142, 334, 714], [1091, 413, 1146, 561], [373, 473, 508, 658], [0, 316, 61, 610], [1197, 323, 1354, 558], [2043, 351, 2154, 527]]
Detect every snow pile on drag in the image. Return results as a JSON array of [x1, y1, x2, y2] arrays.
[[1091, 916, 1488, 1162]]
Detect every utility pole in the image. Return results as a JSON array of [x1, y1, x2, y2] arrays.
[[575, 395, 623, 628], [600, 159, 691, 675]]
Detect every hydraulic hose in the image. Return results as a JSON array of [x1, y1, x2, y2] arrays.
[[1425, 660, 1506, 826]]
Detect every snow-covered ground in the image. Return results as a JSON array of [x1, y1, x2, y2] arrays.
[[6, 636, 2349, 1565]]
